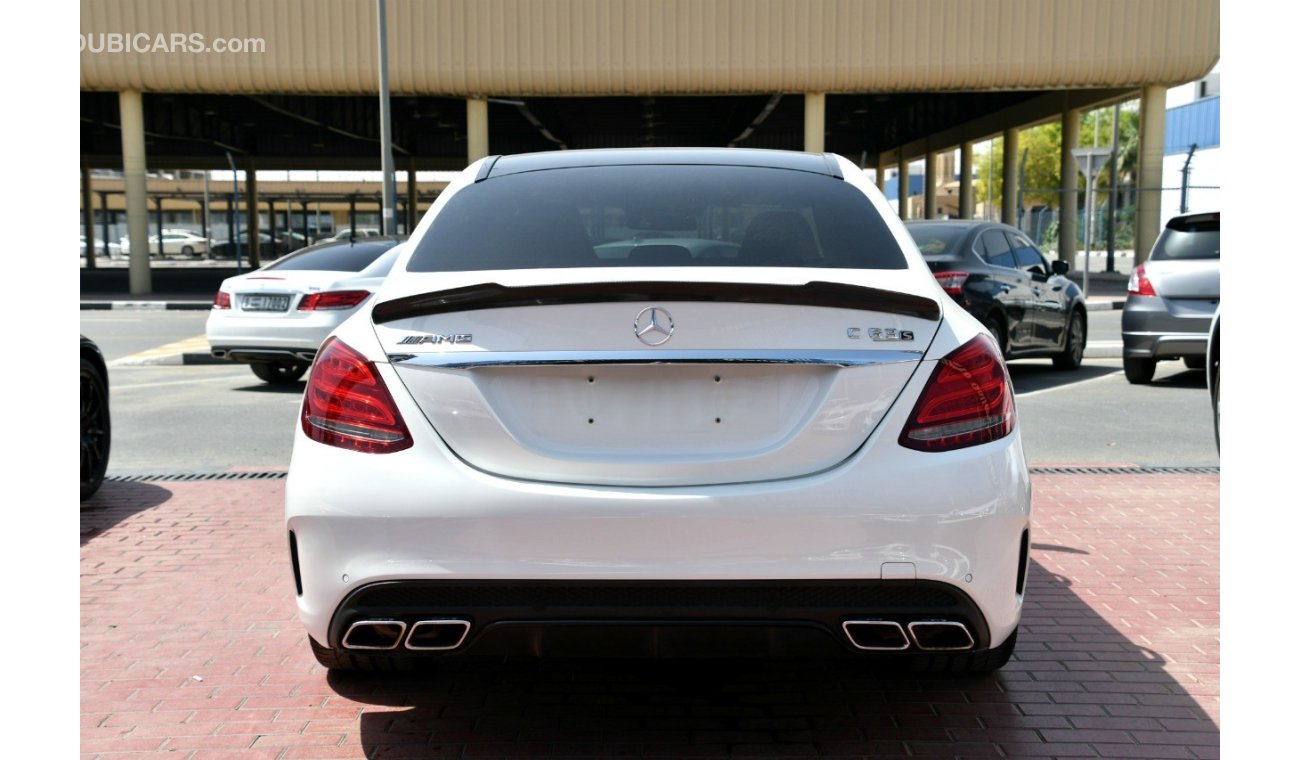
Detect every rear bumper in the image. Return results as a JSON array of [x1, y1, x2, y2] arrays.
[[205, 309, 351, 361], [286, 360, 1033, 655], [1122, 294, 1214, 359], [321, 579, 999, 658]]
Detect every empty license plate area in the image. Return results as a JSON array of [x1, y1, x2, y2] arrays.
[[240, 294, 292, 312]]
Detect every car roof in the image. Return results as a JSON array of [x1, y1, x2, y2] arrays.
[[484, 148, 841, 180]]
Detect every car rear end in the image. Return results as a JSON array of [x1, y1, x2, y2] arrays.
[[285, 151, 1031, 670], [1122, 212, 1220, 379], [207, 240, 403, 367]]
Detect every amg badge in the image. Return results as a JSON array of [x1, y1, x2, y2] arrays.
[[398, 333, 473, 345], [867, 327, 914, 342]]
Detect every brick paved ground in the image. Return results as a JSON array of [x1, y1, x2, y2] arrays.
[[81, 474, 1219, 759]]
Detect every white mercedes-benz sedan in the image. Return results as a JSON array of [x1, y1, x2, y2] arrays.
[[205, 238, 405, 383], [286, 149, 1031, 672]]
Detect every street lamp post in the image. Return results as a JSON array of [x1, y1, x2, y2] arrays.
[[377, 0, 397, 235], [226, 151, 243, 274]]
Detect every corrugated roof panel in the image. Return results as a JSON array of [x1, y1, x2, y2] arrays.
[[80, 0, 1219, 95]]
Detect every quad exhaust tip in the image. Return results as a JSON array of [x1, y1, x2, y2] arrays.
[[842, 619, 975, 652], [907, 621, 975, 651], [341, 620, 408, 650], [405, 619, 472, 651], [842, 620, 910, 651], [340, 619, 473, 651]]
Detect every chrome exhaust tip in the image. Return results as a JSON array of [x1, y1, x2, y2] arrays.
[[842, 620, 911, 651], [341, 620, 408, 650], [907, 621, 975, 651], [405, 619, 471, 651]]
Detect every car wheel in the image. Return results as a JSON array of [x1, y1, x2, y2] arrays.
[[1052, 310, 1085, 370], [1183, 355, 1206, 370], [250, 361, 309, 384], [982, 315, 1007, 358], [182, 245, 195, 257], [81, 358, 111, 500], [1123, 356, 1156, 385]]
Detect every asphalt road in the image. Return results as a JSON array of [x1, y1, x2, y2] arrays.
[[81, 308, 1218, 474]]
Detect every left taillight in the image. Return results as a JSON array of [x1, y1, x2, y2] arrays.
[[933, 271, 969, 297], [298, 290, 371, 311], [301, 338, 413, 453], [213, 291, 231, 309], [899, 334, 1015, 452]]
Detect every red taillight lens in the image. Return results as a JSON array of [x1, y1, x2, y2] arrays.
[[301, 338, 412, 453], [899, 334, 1015, 452], [933, 271, 969, 296], [1127, 264, 1157, 296], [297, 290, 371, 311], [213, 291, 231, 309]]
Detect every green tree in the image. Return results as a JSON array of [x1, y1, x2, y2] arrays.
[[971, 103, 1140, 216]]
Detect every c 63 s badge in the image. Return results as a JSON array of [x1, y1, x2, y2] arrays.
[[398, 333, 473, 345], [865, 327, 914, 342]]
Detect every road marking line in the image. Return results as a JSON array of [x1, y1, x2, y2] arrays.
[[1017, 369, 1121, 398], [112, 373, 253, 391], [110, 335, 210, 366]]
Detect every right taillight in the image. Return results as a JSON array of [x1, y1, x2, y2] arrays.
[[1128, 264, 1157, 296], [301, 338, 412, 453], [899, 334, 1015, 452], [933, 271, 969, 297], [213, 290, 231, 309]]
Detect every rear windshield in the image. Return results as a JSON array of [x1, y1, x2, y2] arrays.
[[1151, 214, 1219, 261], [407, 165, 907, 272], [263, 239, 400, 272], [906, 224, 970, 257]]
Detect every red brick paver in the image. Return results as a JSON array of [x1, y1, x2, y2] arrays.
[[81, 474, 1219, 758]]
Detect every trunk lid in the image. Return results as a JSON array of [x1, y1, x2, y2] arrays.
[[373, 268, 941, 487]]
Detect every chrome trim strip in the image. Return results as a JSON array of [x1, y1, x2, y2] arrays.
[[404, 620, 472, 651], [388, 349, 923, 369], [841, 620, 911, 652], [341, 620, 408, 651], [906, 621, 975, 651]]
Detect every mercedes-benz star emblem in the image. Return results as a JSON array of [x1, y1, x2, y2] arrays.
[[634, 306, 675, 346]]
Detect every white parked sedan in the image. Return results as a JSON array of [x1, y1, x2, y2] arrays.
[[286, 149, 1031, 672], [121, 228, 211, 257], [206, 237, 405, 383]]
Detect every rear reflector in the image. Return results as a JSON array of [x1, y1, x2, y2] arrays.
[[899, 334, 1014, 452], [933, 271, 969, 296], [298, 290, 371, 311], [1127, 264, 1157, 296], [213, 291, 231, 309], [302, 338, 412, 453]]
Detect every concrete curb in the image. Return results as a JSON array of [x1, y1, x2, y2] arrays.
[[82, 301, 211, 311]]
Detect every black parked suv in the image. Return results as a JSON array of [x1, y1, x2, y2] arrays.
[[904, 220, 1087, 369]]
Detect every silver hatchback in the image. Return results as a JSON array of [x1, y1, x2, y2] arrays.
[[1121, 211, 1220, 384]]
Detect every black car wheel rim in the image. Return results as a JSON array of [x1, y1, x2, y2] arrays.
[[1070, 316, 1083, 363], [81, 367, 109, 490]]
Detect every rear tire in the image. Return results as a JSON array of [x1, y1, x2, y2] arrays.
[[309, 637, 418, 672], [251, 360, 308, 384], [81, 358, 111, 501], [1123, 356, 1156, 384], [907, 627, 1017, 674], [181, 245, 196, 257], [1052, 311, 1086, 370], [1183, 355, 1206, 370]]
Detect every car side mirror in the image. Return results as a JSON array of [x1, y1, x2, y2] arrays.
[[1051, 260, 1070, 276]]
